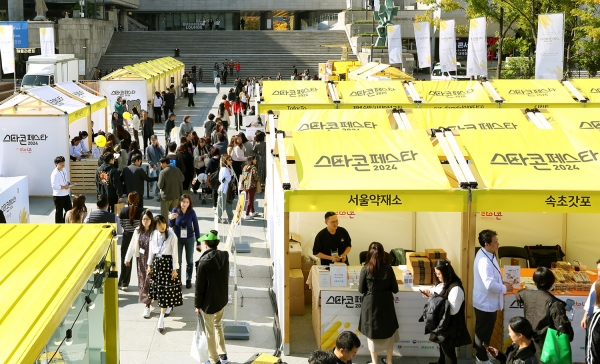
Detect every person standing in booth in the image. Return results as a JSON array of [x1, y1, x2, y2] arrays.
[[312, 212, 352, 266], [50, 156, 73, 223], [358, 242, 399, 364], [473, 230, 514, 364], [581, 258, 600, 329]]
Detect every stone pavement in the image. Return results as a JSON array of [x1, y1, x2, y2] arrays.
[[29, 84, 474, 364]]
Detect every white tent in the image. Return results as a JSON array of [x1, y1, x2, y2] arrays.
[[55, 81, 108, 146], [100, 69, 152, 120], [0, 93, 71, 196], [25, 86, 90, 143]]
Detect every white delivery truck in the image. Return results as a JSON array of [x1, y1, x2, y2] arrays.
[[21, 54, 79, 90]]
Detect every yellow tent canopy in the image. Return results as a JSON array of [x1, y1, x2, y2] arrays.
[[259, 81, 334, 113], [542, 108, 600, 130], [407, 108, 533, 131], [569, 79, 600, 107], [491, 79, 582, 108], [335, 80, 412, 109], [277, 109, 393, 132], [413, 81, 496, 109], [286, 130, 465, 212]]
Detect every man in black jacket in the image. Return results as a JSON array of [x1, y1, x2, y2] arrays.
[[163, 89, 175, 121], [195, 230, 229, 364], [96, 152, 123, 213], [165, 112, 176, 145], [84, 195, 123, 234], [121, 154, 158, 208]]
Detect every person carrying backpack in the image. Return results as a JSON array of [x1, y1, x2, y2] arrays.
[[420, 259, 471, 364], [96, 152, 124, 213], [205, 147, 221, 210]]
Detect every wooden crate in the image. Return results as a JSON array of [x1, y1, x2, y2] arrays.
[[70, 159, 99, 194]]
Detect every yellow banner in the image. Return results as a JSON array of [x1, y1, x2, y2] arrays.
[[258, 103, 335, 114], [414, 81, 495, 108], [277, 109, 391, 132], [68, 107, 90, 123], [335, 80, 411, 106], [285, 189, 466, 212], [543, 108, 600, 130], [91, 98, 107, 112], [473, 190, 600, 213], [262, 81, 331, 105], [491, 79, 580, 108], [293, 130, 452, 191], [408, 108, 533, 131], [570, 79, 600, 105], [460, 129, 600, 190]]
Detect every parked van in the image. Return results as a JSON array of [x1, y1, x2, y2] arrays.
[[430, 62, 470, 81]]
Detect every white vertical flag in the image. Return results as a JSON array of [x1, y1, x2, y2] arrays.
[[0, 25, 15, 74], [467, 17, 488, 77], [387, 25, 402, 64], [439, 19, 457, 73], [414, 22, 431, 68], [40, 28, 55, 56], [535, 13, 564, 79]]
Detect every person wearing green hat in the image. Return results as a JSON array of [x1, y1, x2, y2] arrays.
[[195, 230, 229, 364]]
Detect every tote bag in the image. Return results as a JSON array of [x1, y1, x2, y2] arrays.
[[190, 313, 209, 362], [540, 327, 572, 364]]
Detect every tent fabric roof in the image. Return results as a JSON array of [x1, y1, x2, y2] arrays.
[[0, 92, 69, 116], [55, 82, 106, 108], [0, 224, 114, 364], [335, 80, 411, 106], [277, 109, 391, 132], [491, 79, 579, 106], [570, 79, 600, 104], [413, 81, 494, 107], [262, 81, 331, 105], [26, 86, 89, 122]]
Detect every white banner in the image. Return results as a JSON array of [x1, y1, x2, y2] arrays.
[[0, 176, 29, 223], [39, 27, 55, 55], [467, 17, 488, 77], [387, 25, 403, 64], [0, 25, 15, 74], [413, 22, 431, 68], [439, 19, 457, 73], [320, 290, 439, 356], [99, 80, 148, 119], [535, 13, 564, 79]]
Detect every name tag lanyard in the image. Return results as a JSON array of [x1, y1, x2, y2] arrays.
[[154, 233, 166, 258]]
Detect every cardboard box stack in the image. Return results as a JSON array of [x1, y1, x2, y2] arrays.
[[289, 268, 305, 315], [426, 249, 448, 285], [302, 260, 316, 304], [408, 256, 432, 285]]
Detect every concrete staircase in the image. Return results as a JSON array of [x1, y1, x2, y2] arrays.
[[98, 30, 354, 82]]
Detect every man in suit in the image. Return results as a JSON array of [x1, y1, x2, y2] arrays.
[[163, 89, 175, 121], [121, 154, 158, 208]]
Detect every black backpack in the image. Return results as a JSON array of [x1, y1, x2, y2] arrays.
[[208, 169, 220, 190], [419, 294, 449, 334]]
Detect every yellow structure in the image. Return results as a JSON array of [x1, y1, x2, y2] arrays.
[[0, 224, 119, 364]]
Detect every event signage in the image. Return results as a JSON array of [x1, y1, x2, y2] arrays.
[[272, 87, 318, 97], [387, 25, 402, 64], [298, 121, 378, 131], [489, 150, 599, 171], [467, 17, 488, 77], [348, 194, 402, 206], [349, 87, 396, 97], [0, 25, 15, 74], [0, 177, 29, 223], [439, 20, 457, 73], [443, 122, 521, 130], [314, 151, 419, 171], [535, 13, 564, 79], [320, 290, 438, 356], [413, 22, 431, 68], [545, 195, 591, 208], [40, 27, 55, 55], [0, 21, 28, 48]]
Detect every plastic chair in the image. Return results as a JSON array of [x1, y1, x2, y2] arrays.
[[498, 246, 530, 268]]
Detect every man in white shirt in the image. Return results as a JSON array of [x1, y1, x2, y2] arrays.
[[50, 156, 72, 223], [187, 80, 195, 107], [473, 229, 513, 364], [581, 258, 600, 329]]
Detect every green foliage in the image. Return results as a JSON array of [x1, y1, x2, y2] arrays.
[[572, 40, 600, 77], [501, 57, 535, 79]]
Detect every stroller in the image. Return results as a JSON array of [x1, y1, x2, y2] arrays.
[[191, 173, 210, 204]]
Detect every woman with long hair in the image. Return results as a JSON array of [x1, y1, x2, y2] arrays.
[[176, 142, 195, 192], [193, 137, 210, 175], [253, 131, 266, 186], [124, 209, 156, 318], [78, 130, 91, 155], [69, 136, 82, 161], [226, 135, 236, 156], [487, 316, 538, 364], [127, 140, 141, 166], [231, 135, 247, 182], [238, 132, 253, 157], [217, 154, 234, 223], [116, 139, 130, 172], [211, 122, 227, 145], [206, 147, 221, 209], [111, 111, 122, 135], [118, 192, 143, 291], [65, 194, 87, 223], [358, 242, 399, 364], [168, 194, 201, 289], [420, 259, 471, 364], [115, 124, 131, 145], [240, 156, 259, 219], [147, 214, 183, 332], [131, 106, 141, 145], [153, 91, 163, 124]]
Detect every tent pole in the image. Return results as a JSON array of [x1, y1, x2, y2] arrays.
[[461, 187, 477, 359], [283, 210, 290, 355]]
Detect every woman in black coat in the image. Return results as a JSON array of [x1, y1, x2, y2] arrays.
[[358, 242, 399, 364], [487, 316, 538, 364]]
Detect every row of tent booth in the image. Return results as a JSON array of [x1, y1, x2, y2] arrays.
[[0, 57, 185, 197], [260, 80, 600, 354], [257, 78, 600, 112]]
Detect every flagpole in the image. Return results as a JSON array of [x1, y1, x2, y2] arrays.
[[13, 47, 16, 94]]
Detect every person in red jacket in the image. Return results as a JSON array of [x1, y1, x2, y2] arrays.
[[232, 97, 244, 131], [235, 61, 241, 77]]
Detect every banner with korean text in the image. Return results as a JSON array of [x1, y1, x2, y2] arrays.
[[387, 25, 402, 64], [467, 17, 487, 77], [278, 109, 392, 132], [413, 80, 495, 108], [413, 22, 431, 68], [491, 79, 580, 108], [535, 13, 564, 80], [0, 25, 14, 74], [439, 20, 457, 73], [335, 80, 412, 108], [39, 27, 55, 55]]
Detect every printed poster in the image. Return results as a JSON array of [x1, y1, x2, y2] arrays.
[[413, 22, 431, 68], [0, 25, 15, 74], [387, 25, 402, 64], [40, 27, 55, 55], [535, 13, 564, 79], [467, 17, 487, 77], [439, 20, 457, 73]]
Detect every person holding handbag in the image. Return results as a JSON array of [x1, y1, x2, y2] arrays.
[[118, 192, 144, 291], [168, 194, 201, 289], [193, 138, 211, 175], [216, 154, 234, 224], [124, 209, 156, 318], [240, 156, 260, 220]]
